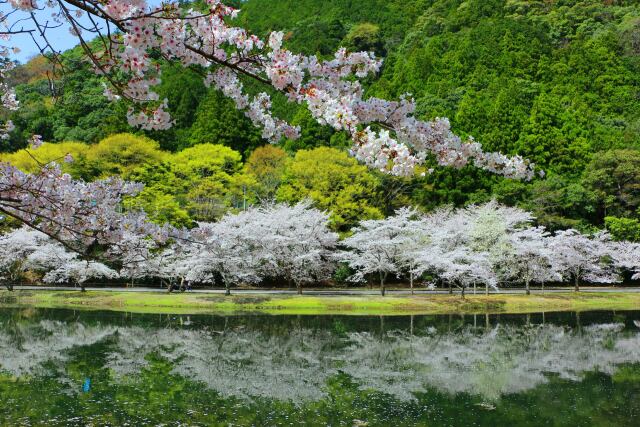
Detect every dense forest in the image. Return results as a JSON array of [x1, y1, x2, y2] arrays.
[[2, 0, 639, 239]]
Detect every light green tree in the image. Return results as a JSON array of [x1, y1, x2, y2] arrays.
[[277, 147, 384, 232]]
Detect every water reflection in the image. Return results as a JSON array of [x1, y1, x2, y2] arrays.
[[1, 310, 639, 402]]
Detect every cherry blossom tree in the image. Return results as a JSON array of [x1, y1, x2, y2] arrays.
[[109, 229, 160, 287], [610, 241, 640, 281], [144, 242, 194, 292], [0, 162, 175, 262], [3, 227, 120, 291], [464, 201, 533, 254], [390, 208, 431, 294], [341, 207, 428, 296], [501, 226, 558, 295], [187, 213, 263, 296], [0, 226, 50, 290], [414, 202, 530, 296], [416, 212, 497, 297], [549, 230, 620, 292], [256, 202, 338, 294], [186, 202, 337, 295], [43, 260, 119, 291]]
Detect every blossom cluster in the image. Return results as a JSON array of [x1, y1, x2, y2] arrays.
[[0, 161, 173, 255]]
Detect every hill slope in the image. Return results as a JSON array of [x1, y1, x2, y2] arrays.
[[3, 0, 640, 232]]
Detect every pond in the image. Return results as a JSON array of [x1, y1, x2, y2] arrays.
[[0, 308, 639, 426]]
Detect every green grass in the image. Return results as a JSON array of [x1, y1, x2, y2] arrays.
[[1, 290, 640, 315]]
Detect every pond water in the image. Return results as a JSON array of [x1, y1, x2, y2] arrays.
[[0, 309, 639, 426]]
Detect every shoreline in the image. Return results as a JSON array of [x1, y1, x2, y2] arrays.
[[2, 289, 640, 315]]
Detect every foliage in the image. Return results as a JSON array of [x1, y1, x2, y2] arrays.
[[122, 187, 193, 228], [0, 141, 90, 178], [605, 216, 640, 242], [277, 147, 384, 232], [4, 48, 129, 150], [187, 90, 263, 155], [126, 144, 247, 224], [243, 145, 288, 202], [343, 23, 385, 56], [583, 149, 640, 221], [85, 133, 167, 180]]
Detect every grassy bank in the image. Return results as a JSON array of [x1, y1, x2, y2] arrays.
[[1, 290, 640, 315]]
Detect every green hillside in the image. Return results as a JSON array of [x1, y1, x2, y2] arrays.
[[3, 0, 639, 235]]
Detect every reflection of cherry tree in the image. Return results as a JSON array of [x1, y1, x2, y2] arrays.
[[0, 320, 117, 377], [342, 322, 640, 401], [2, 315, 640, 402]]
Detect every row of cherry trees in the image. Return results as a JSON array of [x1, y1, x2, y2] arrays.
[[1, 201, 638, 295], [0, 201, 338, 294], [342, 202, 639, 296]]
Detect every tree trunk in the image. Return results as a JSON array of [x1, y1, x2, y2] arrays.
[[5, 283, 13, 291], [525, 278, 530, 296], [541, 281, 545, 295], [409, 271, 414, 295], [225, 283, 231, 296], [460, 284, 465, 299], [574, 275, 580, 292], [473, 282, 477, 295], [379, 272, 386, 297], [297, 284, 303, 295], [485, 282, 489, 295], [448, 281, 453, 295], [80, 283, 86, 292]]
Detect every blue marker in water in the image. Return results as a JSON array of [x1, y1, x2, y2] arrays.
[[83, 378, 91, 393]]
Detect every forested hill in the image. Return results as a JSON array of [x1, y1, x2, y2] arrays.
[[238, 0, 640, 171], [3, 0, 640, 236]]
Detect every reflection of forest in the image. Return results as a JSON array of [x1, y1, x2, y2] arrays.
[[1, 310, 639, 401]]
